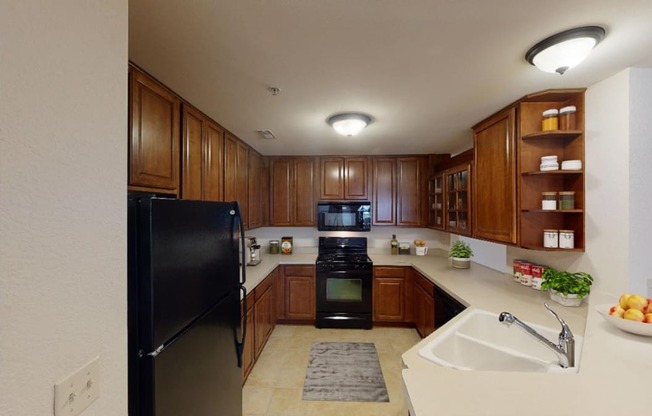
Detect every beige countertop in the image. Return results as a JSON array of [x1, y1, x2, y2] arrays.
[[242, 253, 316, 295], [393, 252, 651, 416], [242, 250, 651, 415]]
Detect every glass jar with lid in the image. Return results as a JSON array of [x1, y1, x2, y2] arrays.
[[559, 230, 575, 249], [559, 106, 577, 130], [541, 192, 557, 210], [269, 240, 280, 254], [543, 229, 559, 248], [541, 109, 559, 131], [558, 191, 576, 210]]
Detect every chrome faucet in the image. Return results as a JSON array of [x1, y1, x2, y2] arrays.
[[498, 303, 575, 368]]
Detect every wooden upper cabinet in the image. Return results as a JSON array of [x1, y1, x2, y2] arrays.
[[181, 105, 204, 200], [396, 157, 423, 226], [269, 158, 294, 226], [224, 133, 249, 227], [444, 163, 472, 235], [269, 157, 318, 226], [294, 158, 318, 225], [320, 157, 345, 200], [129, 68, 180, 193], [372, 157, 396, 225], [204, 122, 224, 202], [472, 107, 518, 244], [248, 150, 263, 229], [344, 157, 368, 199], [320, 157, 368, 200], [181, 104, 224, 202]]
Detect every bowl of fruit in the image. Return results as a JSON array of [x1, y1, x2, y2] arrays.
[[596, 294, 652, 336]]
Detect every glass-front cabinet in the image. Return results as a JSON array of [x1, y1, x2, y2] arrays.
[[445, 163, 472, 235], [428, 174, 445, 230], [428, 163, 472, 235]]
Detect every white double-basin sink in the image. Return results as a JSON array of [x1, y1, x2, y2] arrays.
[[418, 309, 582, 373]]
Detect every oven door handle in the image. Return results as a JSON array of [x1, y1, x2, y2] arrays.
[[318, 270, 371, 278]]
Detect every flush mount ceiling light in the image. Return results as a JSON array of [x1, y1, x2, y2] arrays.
[[525, 26, 605, 75], [327, 113, 372, 136]]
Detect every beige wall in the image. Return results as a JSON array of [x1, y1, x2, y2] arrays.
[[506, 69, 633, 297], [0, 1, 128, 415], [628, 68, 652, 296]]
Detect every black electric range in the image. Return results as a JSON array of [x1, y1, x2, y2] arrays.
[[315, 237, 373, 329]]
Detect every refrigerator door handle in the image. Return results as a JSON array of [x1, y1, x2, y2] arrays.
[[230, 205, 246, 286], [147, 345, 164, 358], [236, 285, 247, 368]]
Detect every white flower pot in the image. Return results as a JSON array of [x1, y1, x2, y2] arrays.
[[451, 257, 471, 269], [549, 289, 585, 307]]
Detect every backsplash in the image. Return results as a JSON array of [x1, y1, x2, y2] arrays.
[[247, 226, 450, 255]]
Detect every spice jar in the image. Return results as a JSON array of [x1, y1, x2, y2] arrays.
[[541, 109, 559, 131], [558, 191, 576, 210], [559, 106, 577, 130], [269, 240, 280, 254], [543, 229, 559, 248], [559, 230, 575, 249], [541, 192, 557, 210]]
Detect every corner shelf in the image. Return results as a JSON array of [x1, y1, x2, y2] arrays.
[[521, 130, 582, 140], [521, 209, 583, 213], [517, 89, 585, 251], [520, 245, 585, 252], [522, 170, 583, 176]]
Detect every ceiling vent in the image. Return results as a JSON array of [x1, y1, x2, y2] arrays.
[[256, 129, 276, 140]]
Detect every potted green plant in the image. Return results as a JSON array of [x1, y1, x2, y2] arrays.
[[449, 241, 473, 269], [541, 268, 594, 307]]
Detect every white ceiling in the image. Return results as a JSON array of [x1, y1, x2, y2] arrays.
[[129, 0, 652, 156]]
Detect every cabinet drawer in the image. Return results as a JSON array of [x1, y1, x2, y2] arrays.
[[254, 271, 275, 300], [373, 266, 406, 278], [283, 265, 314, 277], [414, 273, 434, 294]]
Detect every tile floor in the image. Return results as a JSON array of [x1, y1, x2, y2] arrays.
[[243, 324, 421, 416]]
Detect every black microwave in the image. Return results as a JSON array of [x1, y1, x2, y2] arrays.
[[317, 201, 371, 232]]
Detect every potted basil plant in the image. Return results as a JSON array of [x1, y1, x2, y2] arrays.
[[449, 241, 473, 269], [541, 268, 594, 307]]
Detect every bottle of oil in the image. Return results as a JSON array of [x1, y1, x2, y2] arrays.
[[390, 234, 398, 255]]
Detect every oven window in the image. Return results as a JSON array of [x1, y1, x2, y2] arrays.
[[326, 278, 362, 302]]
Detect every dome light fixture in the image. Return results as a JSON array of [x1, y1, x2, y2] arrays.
[[525, 26, 605, 75], [327, 113, 372, 136]]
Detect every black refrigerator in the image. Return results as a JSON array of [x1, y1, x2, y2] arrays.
[[128, 196, 246, 416]]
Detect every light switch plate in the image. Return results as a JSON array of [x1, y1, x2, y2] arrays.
[[54, 356, 99, 416]]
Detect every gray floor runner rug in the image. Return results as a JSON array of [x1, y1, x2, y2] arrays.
[[302, 341, 389, 402]]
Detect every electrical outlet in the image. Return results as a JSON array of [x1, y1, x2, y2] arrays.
[[54, 356, 99, 416], [647, 279, 652, 298]]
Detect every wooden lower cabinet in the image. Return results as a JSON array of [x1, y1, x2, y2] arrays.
[[241, 291, 255, 382], [242, 268, 277, 383], [277, 265, 315, 322], [413, 271, 435, 338], [373, 266, 412, 323], [254, 269, 276, 359]]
